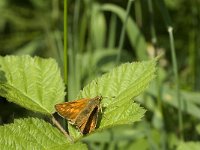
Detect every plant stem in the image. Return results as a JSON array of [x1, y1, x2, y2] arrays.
[[116, 0, 134, 64], [64, 0, 67, 85], [52, 116, 74, 142], [168, 26, 183, 140]]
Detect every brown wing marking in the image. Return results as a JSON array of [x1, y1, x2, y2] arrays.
[[55, 98, 90, 123], [74, 96, 101, 126], [78, 106, 99, 134]]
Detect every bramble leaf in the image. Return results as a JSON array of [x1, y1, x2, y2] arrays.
[[69, 58, 156, 139], [0, 55, 65, 114], [0, 118, 87, 150]]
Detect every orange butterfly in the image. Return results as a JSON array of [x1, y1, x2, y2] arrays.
[[55, 96, 102, 134]]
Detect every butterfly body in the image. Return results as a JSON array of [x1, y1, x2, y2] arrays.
[[55, 96, 102, 134]]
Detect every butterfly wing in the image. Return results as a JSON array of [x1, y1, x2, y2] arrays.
[[78, 106, 99, 134], [55, 98, 90, 124]]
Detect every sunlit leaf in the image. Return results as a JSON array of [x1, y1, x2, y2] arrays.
[[0, 118, 87, 150], [69, 58, 156, 139], [0, 55, 65, 114]]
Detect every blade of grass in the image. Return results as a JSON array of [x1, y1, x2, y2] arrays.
[[156, 0, 183, 141], [69, 0, 81, 100], [101, 3, 148, 60], [155, 0, 172, 27], [108, 14, 117, 48], [134, 0, 142, 27], [116, 0, 134, 64], [168, 26, 183, 140], [64, 0, 67, 85], [63, 0, 68, 136]]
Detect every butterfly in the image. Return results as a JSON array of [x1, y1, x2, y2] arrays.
[[55, 96, 102, 134]]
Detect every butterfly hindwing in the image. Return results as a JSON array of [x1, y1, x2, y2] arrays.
[[78, 106, 99, 134]]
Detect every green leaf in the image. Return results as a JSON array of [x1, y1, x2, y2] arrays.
[[196, 124, 200, 135], [163, 86, 200, 120], [79, 49, 133, 84], [127, 138, 149, 150], [0, 55, 65, 114], [70, 59, 156, 139], [177, 142, 200, 150], [0, 118, 87, 150], [90, 3, 106, 49], [101, 4, 148, 60], [144, 83, 200, 119]]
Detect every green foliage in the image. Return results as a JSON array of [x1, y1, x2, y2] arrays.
[[0, 55, 65, 114], [1, 0, 200, 149], [196, 124, 200, 135], [0, 55, 156, 148], [90, 3, 106, 49], [143, 83, 200, 119], [69, 58, 156, 139], [0, 118, 87, 150], [101, 4, 148, 60], [177, 142, 200, 150], [0, 0, 63, 64]]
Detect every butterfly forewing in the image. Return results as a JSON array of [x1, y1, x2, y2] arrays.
[[55, 98, 90, 123]]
